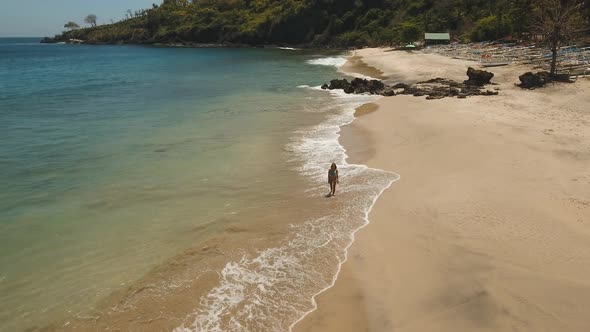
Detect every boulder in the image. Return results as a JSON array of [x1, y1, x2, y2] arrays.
[[518, 71, 549, 89], [328, 79, 351, 90], [552, 73, 573, 83], [325, 78, 387, 94], [382, 89, 395, 96], [350, 78, 370, 93], [392, 83, 410, 89], [350, 78, 386, 94], [481, 90, 499, 96], [366, 79, 385, 94], [464, 67, 494, 86]]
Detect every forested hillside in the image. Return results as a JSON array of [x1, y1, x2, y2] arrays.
[[49, 0, 589, 47]]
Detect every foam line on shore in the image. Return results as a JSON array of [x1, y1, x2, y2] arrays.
[[289, 56, 398, 331], [291, 65, 401, 331], [288, 170, 399, 332]]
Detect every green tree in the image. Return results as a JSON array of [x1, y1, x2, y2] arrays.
[[334, 31, 371, 47], [64, 21, 80, 31], [399, 22, 421, 44], [48, 0, 589, 48], [84, 14, 98, 27], [470, 15, 511, 41]]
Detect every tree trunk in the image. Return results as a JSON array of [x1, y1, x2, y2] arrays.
[[550, 46, 557, 76], [550, 27, 559, 77]]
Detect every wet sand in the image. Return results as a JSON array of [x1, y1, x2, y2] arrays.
[[340, 56, 387, 80], [354, 103, 379, 117], [295, 49, 590, 331]]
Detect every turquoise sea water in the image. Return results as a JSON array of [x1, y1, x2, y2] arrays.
[[0, 38, 397, 331]]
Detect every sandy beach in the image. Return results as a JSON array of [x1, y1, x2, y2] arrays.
[[296, 48, 590, 331]]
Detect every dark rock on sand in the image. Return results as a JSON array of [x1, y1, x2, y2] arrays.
[[322, 67, 499, 99], [418, 77, 461, 87], [392, 83, 410, 89], [382, 89, 395, 96], [464, 67, 494, 86], [326, 78, 386, 95], [350, 78, 385, 94], [518, 71, 574, 89], [518, 71, 550, 89], [328, 79, 351, 90], [552, 73, 573, 83]]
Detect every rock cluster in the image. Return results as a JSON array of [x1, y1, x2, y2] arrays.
[[321, 68, 498, 99], [518, 71, 573, 89], [408, 78, 498, 99], [321, 78, 389, 95], [518, 71, 550, 89]]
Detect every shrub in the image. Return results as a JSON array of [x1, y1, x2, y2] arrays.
[[399, 22, 421, 44], [373, 27, 399, 45], [333, 31, 371, 47]]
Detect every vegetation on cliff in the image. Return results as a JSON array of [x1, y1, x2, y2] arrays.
[[48, 0, 589, 47]]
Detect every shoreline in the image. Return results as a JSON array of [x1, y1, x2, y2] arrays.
[[295, 48, 590, 331], [39, 37, 348, 51], [289, 52, 395, 331], [289, 173, 399, 331], [287, 82, 400, 331], [34, 52, 398, 332]]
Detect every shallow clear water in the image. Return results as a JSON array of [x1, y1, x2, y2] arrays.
[[0, 38, 398, 331]]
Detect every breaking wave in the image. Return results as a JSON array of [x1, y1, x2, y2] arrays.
[[306, 57, 347, 68]]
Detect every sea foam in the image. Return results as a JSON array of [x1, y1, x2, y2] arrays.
[[306, 57, 347, 68]]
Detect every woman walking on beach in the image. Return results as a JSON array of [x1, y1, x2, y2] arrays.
[[328, 163, 339, 196]]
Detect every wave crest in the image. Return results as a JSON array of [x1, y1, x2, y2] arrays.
[[306, 57, 347, 68]]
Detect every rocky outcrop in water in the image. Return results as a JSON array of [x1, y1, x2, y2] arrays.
[[321, 68, 498, 99], [40, 37, 58, 44], [322, 78, 387, 94]]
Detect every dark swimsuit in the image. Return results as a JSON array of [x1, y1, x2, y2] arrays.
[[329, 170, 337, 182]]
